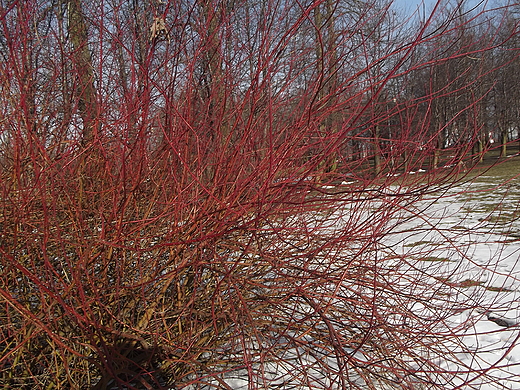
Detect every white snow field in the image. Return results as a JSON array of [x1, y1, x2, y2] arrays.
[[384, 165, 520, 390], [181, 160, 520, 390]]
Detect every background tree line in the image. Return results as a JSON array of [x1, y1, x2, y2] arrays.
[[0, 0, 518, 175]]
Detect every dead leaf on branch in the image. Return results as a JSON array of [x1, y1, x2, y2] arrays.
[[150, 17, 170, 43]]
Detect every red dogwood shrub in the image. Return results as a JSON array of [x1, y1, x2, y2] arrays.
[[0, 0, 518, 389]]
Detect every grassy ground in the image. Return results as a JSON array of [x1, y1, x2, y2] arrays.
[[468, 145, 520, 179]]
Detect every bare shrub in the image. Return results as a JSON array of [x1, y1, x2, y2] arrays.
[[0, 0, 519, 389]]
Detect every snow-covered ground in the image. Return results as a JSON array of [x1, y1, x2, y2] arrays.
[[181, 165, 520, 390], [385, 169, 520, 389]]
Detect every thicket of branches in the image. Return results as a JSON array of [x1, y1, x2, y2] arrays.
[[0, 0, 519, 389]]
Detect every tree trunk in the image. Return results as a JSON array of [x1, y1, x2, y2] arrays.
[[68, 0, 99, 213], [476, 138, 484, 163], [313, 0, 338, 179], [500, 129, 507, 158], [373, 125, 382, 176], [68, 0, 98, 145]]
